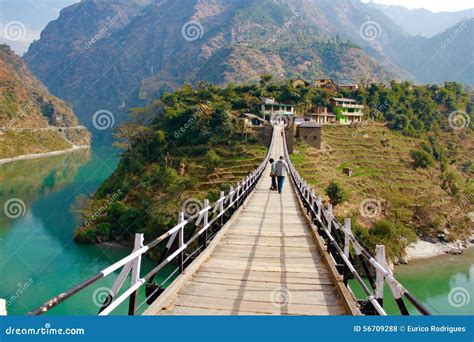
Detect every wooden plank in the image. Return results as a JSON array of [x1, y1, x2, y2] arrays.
[[203, 259, 329, 273], [160, 306, 268, 316], [189, 274, 334, 291], [199, 265, 329, 279], [168, 294, 346, 315], [213, 244, 319, 255], [177, 283, 341, 306], [209, 255, 322, 264]]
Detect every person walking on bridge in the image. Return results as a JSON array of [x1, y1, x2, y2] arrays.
[[269, 158, 277, 191], [274, 156, 289, 194]]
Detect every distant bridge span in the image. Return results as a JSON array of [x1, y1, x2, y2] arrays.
[[27, 125, 430, 316]]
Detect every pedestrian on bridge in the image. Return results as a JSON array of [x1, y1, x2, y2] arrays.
[[274, 156, 289, 194], [269, 158, 277, 191]]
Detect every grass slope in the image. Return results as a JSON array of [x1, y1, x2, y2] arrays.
[[292, 124, 473, 258]]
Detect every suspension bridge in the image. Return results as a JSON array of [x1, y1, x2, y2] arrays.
[[25, 125, 430, 316]]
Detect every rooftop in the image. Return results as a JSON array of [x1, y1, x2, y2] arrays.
[[332, 97, 358, 103], [299, 121, 322, 128]]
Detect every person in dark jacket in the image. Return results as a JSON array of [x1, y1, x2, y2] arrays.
[[269, 158, 277, 190]]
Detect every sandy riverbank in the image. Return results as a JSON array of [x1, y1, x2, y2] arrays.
[[0, 145, 90, 165], [405, 239, 472, 260]]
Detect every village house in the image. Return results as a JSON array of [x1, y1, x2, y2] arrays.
[[306, 106, 337, 124], [260, 97, 295, 117], [338, 83, 359, 91], [292, 77, 311, 88], [295, 121, 323, 149], [314, 78, 338, 90], [331, 97, 364, 125]]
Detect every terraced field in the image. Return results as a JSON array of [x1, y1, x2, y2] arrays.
[[291, 124, 472, 240]]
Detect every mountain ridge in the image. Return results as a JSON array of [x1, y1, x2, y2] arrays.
[[0, 44, 90, 159], [23, 0, 394, 134], [369, 2, 474, 37]]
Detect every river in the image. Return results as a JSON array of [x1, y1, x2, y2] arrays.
[[0, 147, 165, 316], [0, 148, 472, 315]]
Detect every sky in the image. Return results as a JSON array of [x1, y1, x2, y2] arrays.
[[362, 0, 474, 12]]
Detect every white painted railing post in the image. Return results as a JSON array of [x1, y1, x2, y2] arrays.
[[344, 218, 351, 258], [375, 245, 385, 307], [128, 233, 144, 315], [203, 199, 209, 247], [317, 196, 322, 219], [229, 186, 234, 200], [178, 211, 185, 273], [327, 204, 333, 234]]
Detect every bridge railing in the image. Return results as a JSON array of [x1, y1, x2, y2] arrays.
[[27, 131, 274, 316], [282, 128, 430, 316]]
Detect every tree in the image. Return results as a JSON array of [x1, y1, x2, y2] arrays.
[[325, 181, 347, 206], [204, 150, 221, 173], [410, 150, 434, 169]]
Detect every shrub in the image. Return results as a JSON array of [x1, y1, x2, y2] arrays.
[[325, 181, 347, 206], [371, 220, 393, 238], [204, 150, 222, 173], [410, 150, 434, 169]]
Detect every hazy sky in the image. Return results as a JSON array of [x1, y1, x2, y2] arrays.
[[362, 0, 474, 12]]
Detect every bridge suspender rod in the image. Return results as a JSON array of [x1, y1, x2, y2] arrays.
[[315, 213, 387, 316], [281, 126, 430, 316]]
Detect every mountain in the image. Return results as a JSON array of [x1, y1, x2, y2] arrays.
[[23, 0, 393, 137], [394, 18, 474, 86], [0, 44, 90, 159], [369, 3, 474, 38]]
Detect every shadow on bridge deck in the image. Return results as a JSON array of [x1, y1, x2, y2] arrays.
[[144, 126, 354, 315]]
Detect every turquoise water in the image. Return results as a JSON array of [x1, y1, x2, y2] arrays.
[[394, 248, 474, 315], [0, 148, 170, 316], [349, 248, 474, 315]]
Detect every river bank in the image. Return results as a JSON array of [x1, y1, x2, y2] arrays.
[[404, 238, 473, 262], [0, 145, 90, 165]]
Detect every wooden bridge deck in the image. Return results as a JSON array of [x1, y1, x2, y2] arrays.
[[144, 127, 352, 315]]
